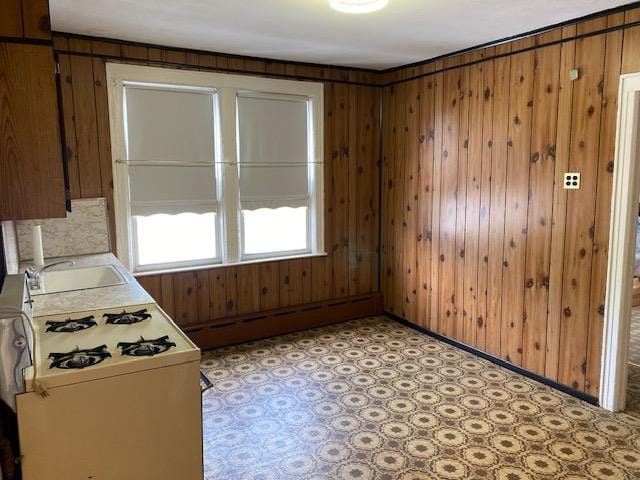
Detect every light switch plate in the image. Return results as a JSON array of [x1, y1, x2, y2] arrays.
[[569, 68, 580, 81], [564, 172, 580, 189]]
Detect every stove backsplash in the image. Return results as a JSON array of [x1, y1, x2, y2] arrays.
[[13, 198, 111, 262]]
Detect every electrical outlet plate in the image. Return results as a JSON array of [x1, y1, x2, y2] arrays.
[[564, 172, 580, 189]]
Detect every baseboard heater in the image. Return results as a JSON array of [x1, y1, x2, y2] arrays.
[[183, 292, 383, 350]]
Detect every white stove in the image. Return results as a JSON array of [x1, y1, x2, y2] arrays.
[[28, 303, 199, 390], [17, 302, 204, 480]]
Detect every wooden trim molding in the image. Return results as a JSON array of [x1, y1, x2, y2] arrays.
[[600, 72, 640, 411], [184, 292, 383, 350]]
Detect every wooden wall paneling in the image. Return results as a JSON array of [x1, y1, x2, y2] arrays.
[[323, 84, 336, 301], [391, 83, 406, 315], [161, 49, 187, 65], [195, 270, 210, 322], [311, 256, 326, 303], [90, 40, 121, 57], [22, 0, 51, 39], [462, 60, 484, 347], [381, 86, 395, 311], [260, 263, 280, 310], [557, 29, 606, 391], [521, 40, 562, 375], [454, 61, 470, 341], [288, 259, 303, 306], [136, 274, 161, 302], [622, 8, 640, 74], [332, 83, 350, 298], [208, 269, 227, 320], [302, 258, 313, 304], [416, 76, 435, 329], [370, 89, 381, 293], [476, 52, 496, 351], [585, 14, 624, 396], [438, 64, 461, 338], [348, 85, 359, 296], [174, 271, 199, 326], [546, 29, 577, 380], [429, 64, 444, 333], [57, 54, 81, 200], [69, 55, 103, 198], [279, 260, 291, 307], [225, 267, 238, 317], [91, 57, 117, 252], [121, 44, 149, 61], [0, 0, 24, 37], [355, 87, 373, 294], [236, 264, 261, 315], [160, 274, 176, 319], [499, 49, 535, 366], [485, 45, 512, 357], [403, 79, 420, 322]]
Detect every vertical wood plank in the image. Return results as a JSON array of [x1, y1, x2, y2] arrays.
[[462, 61, 484, 347], [500, 50, 535, 366], [439, 66, 461, 338], [57, 54, 81, 199], [454, 63, 470, 341], [403, 79, 420, 322], [392, 83, 406, 316], [416, 76, 435, 329], [585, 19, 623, 396], [485, 47, 512, 357], [430, 65, 444, 333], [522, 42, 561, 374], [225, 267, 238, 317], [69, 55, 102, 198], [174, 271, 199, 326], [160, 274, 175, 318], [558, 32, 606, 391], [208, 269, 227, 320], [476, 54, 495, 351], [260, 263, 280, 310], [196, 270, 210, 323], [546, 30, 577, 380]]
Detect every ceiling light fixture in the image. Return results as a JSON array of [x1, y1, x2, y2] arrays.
[[329, 0, 389, 14]]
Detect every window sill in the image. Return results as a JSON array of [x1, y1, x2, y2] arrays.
[[133, 252, 328, 278]]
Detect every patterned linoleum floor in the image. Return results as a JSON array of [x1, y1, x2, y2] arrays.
[[201, 317, 640, 480]]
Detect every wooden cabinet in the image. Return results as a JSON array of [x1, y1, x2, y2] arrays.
[[0, 42, 67, 220]]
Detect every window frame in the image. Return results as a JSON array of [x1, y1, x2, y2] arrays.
[[106, 63, 325, 274]]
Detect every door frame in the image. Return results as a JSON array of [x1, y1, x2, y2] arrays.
[[600, 72, 640, 411]]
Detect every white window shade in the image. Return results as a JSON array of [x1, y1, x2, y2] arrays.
[[237, 94, 310, 210], [125, 86, 216, 162], [128, 165, 217, 215], [124, 84, 218, 216]]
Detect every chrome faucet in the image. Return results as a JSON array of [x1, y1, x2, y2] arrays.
[[26, 260, 75, 290]]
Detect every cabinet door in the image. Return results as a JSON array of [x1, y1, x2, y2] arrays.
[[0, 43, 66, 220]]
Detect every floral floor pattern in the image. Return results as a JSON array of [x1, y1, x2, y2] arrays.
[[201, 316, 640, 480]]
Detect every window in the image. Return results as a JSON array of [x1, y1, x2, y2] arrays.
[[107, 64, 324, 273]]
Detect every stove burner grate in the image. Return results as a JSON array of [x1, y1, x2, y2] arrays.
[[117, 336, 176, 357], [49, 345, 111, 370], [103, 309, 151, 325], [45, 315, 97, 333]]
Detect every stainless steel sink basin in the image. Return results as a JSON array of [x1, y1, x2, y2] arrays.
[[30, 265, 126, 295]]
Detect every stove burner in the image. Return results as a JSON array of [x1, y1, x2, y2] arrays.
[[103, 309, 151, 325], [117, 336, 176, 357], [49, 345, 111, 370], [45, 315, 97, 333]]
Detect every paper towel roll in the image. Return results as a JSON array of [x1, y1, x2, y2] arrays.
[[32, 225, 44, 267]]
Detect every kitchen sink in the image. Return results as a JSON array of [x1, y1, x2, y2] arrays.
[[30, 265, 126, 295]]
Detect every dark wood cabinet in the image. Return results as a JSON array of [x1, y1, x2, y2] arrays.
[[0, 42, 67, 220]]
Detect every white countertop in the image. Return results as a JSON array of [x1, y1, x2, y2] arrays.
[[20, 253, 154, 317]]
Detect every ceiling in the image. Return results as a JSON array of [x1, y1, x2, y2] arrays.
[[50, 0, 633, 70]]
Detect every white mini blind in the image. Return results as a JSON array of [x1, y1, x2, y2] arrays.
[[124, 85, 217, 216], [237, 94, 310, 210]]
